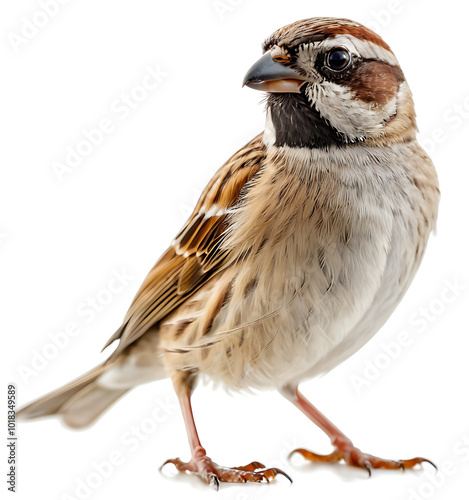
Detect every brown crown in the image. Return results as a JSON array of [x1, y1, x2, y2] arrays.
[[263, 17, 393, 53]]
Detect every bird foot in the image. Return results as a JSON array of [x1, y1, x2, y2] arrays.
[[161, 454, 292, 489], [290, 440, 436, 476]]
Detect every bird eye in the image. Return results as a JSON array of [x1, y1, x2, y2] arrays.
[[326, 48, 351, 71]]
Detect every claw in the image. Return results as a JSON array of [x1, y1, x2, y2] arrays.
[[363, 460, 372, 478], [419, 458, 438, 472], [209, 474, 220, 491], [159, 458, 175, 472], [288, 449, 300, 460], [270, 468, 293, 484], [426, 459, 438, 472]]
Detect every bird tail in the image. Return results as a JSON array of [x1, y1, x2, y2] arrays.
[[16, 363, 129, 429]]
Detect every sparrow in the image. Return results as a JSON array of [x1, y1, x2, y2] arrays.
[[18, 17, 440, 488]]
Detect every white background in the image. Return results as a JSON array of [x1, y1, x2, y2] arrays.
[[2, 1, 469, 499]]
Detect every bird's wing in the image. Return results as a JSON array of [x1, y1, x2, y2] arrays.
[[104, 134, 265, 360]]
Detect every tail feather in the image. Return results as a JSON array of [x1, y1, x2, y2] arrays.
[[17, 364, 128, 428], [60, 382, 128, 428]]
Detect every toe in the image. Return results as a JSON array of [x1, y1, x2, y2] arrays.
[[289, 447, 342, 463], [400, 457, 437, 470], [233, 461, 266, 472]]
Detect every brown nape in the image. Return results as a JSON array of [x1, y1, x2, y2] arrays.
[[263, 17, 392, 53], [347, 61, 405, 106]]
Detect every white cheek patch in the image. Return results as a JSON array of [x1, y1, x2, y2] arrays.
[[306, 81, 399, 141], [305, 35, 401, 141]]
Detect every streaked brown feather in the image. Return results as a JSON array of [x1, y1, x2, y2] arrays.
[[104, 134, 265, 360], [177, 257, 204, 295]]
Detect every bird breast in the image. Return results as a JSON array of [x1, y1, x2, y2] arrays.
[[163, 141, 439, 392]]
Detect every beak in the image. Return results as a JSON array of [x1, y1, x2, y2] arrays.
[[242, 52, 308, 93]]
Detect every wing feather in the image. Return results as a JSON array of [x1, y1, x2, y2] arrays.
[[104, 134, 265, 359]]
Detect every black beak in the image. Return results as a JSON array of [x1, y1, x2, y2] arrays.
[[242, 52, 308, 93]]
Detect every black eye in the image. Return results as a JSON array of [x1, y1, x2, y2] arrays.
[[326, 48, 351, 71]]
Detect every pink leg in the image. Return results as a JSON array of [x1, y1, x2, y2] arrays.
[[161, 380, 292, 489], [281, 385, 435, 476]]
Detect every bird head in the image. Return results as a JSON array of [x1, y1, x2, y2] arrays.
[[243, 18, 417, 148]]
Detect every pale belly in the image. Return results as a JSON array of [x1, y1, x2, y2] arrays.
[[105, 223, 426, 394], [295, 235, 423, 382], [198, 199, 430, 392]]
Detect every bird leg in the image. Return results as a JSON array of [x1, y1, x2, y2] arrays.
[[281, 386, 435, 476], [161, 378, 291, 489]]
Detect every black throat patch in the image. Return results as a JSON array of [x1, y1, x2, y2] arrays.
[[267, 91, 348, 149]]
